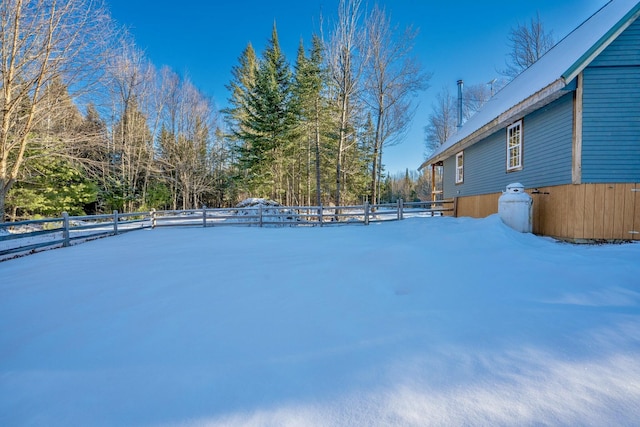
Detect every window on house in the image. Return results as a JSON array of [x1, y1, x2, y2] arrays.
[[507, 120, 522, 171], [455, 151, 464, 184]]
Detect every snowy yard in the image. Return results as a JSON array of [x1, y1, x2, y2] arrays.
[[1, 215, 639, 426]]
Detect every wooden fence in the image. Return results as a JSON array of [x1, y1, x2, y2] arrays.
[[0, 199, 454, 259]]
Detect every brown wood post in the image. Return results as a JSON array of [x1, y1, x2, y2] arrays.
[[318, 204, 323, 226], [62, 212, 70, 247], [202, 207, 207, 228], [572, 72, 583, 185], [113, 210, 119, 235], [431, 164, 437, 201], [259, 204, 263, 227], [151, 209, 156, 228]]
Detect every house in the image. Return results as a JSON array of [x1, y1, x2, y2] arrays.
[[420, 0, 640, 241]]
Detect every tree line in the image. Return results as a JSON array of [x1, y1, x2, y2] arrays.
[[1, 0, 428, 221], [223, 0, 429, 209]]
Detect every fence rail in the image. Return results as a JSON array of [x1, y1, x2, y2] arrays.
[[0, 199, 454, 259]]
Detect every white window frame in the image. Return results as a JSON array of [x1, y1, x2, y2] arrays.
[[507, 120, 523, 171], [455, 151, 464, 184]]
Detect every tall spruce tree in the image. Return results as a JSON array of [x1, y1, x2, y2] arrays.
[[293, 35, 328, 206], [236, 23, 298, 200], [224, 44, 258, 199], [225, 44, 258, 138]]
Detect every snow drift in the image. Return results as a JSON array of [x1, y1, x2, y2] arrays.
[[1, 215, 639, 426], [231, 198, 302, 225]]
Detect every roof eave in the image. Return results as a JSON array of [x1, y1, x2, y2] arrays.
[[419, 78, 568, 170], [563, 4, 640, 83]]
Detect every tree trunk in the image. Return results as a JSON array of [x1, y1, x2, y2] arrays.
[[314, 101, 322, 207], [370, 100, 384, 207], [0, 183, 10, 222], [335, 93, 349, 209]]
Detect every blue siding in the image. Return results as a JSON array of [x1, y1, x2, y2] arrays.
[[582, 66, 640, 182], [582, 17, 640, 183], [443, 93, 574, 198], [589, 17, 640, 67]]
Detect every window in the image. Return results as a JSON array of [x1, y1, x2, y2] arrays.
[[455, 151, 464, 184], [507, 120, 522, 171]]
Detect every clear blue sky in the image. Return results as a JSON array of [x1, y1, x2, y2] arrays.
[[106, 0, 608, 175]]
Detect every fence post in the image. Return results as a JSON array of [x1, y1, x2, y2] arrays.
[[318, 204, 323, 226], [397, 199, 402, 220], [62, 212, 70, 247], [151, 209, 156, 228], [259, 204, 263, 227], [113, 210, 119, 235], [364, 201, 370, 225], [400, 198, 404, 220], [202, 206, 207, 228]]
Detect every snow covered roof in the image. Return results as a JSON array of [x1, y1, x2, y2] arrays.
[[420, 0, 640, 169]]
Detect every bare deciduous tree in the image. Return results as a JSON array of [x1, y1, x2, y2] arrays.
[[159, 71, 217, 210], [424, 86, 457, 154], [502, 13, 555, 79], [325, 0, 367, 208], [424, 80, 505, 155], [0, 0, 114, 219], [364, 4, 428, 205], [106, 37, 158, 211]]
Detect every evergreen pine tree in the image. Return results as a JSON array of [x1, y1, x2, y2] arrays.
[[293, 35, 329, 206], [237, 23, 298, 200], [224, 43, 258, 137]]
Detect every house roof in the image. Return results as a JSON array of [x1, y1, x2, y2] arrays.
[[420, 0, 640, 170]]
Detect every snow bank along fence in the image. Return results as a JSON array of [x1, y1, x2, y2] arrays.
[[0, 199, 454, 258], [0, 211, 148, 258], [149, 199, 454, 228]]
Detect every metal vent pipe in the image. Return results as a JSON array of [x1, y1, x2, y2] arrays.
[[457, 79, 464, 129]]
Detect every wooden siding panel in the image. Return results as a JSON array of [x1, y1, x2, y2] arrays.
[[583, 184, 596, 239], [582, 66, 640, 182], [549, 186, 560, 237], [560, 186, 570, 237], [612, 184, 627, 239], [539, 191, 551, 235], [603, 185, 616, 238], [573, 184, 586, 239], [454, 183, 638, 241], [622, 183, 634, 239], [557, 186, 568, 237], [593, 184, 606, 239], [480, 193, 500, 217]]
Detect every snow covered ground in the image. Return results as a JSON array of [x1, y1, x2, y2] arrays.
[[1, 215, 639, 426]]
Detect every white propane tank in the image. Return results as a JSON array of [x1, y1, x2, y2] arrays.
[[498, 183, 533, 233]]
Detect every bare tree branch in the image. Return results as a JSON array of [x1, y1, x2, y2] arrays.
[[0, 0, 116, 218], [502, 12, 555, 79]]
